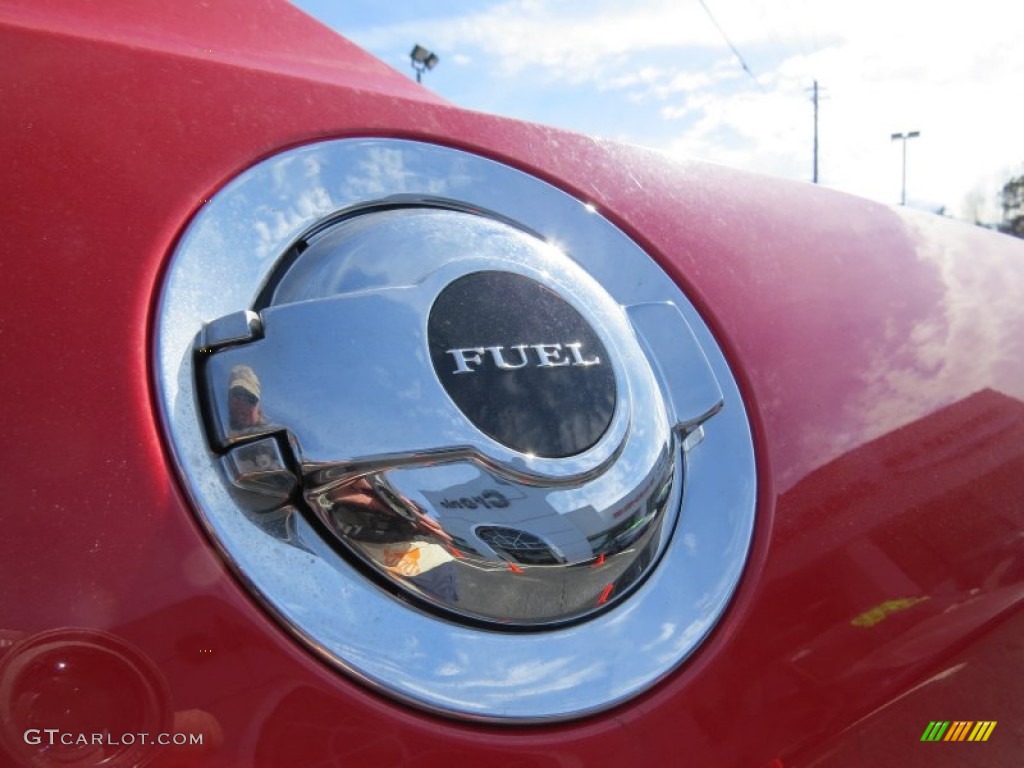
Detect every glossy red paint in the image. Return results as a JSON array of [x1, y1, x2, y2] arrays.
[[1, 1, 1022, 766]]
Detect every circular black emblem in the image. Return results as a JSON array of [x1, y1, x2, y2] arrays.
[[428, 271, 616, 458]]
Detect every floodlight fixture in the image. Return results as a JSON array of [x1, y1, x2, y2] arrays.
[[410, 45, 439, 83]]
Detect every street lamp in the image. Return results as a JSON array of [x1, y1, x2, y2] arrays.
[[410, 45, 439, 84], [890, 130, 920, 206]]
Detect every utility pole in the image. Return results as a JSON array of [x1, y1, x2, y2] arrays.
[[890, 130, 920, 206], [812, 80, 819, 183], [807, 80, 825, 184]]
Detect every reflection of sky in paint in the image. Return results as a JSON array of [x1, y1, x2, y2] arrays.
[[732, 198, 1024, 492], [851, 215, 1024, 440]]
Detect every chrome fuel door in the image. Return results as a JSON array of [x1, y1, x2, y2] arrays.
[[194, 207, 722, 627], [155, 139, 755, 721]]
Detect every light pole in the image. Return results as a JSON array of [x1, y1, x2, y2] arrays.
[[410, 45, 439, 84], [890, 130, 920, 206]]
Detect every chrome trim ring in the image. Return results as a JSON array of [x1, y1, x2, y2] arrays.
[[154, 138, 756, 721]]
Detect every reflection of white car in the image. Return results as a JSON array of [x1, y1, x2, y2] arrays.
[[2, 1, 1022, 766]]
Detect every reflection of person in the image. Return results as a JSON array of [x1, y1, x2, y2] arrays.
[[228, 365, 263, 431]]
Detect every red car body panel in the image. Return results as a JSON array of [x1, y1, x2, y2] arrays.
[[1, 1, 1022, 765]]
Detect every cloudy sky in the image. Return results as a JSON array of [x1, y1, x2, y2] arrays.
[[292, 0, 1023, 222]]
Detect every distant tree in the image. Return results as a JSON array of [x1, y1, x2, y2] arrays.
[[998, 174, 1024, 238], [961, 186, 990, 227]]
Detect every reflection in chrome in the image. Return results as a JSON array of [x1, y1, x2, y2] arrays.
[[155, 138, 756, 721], [222, 437, 295, 499], [477, 526, 563, 564], [197, 211, 678, 624], [308, 444, 675, 624]]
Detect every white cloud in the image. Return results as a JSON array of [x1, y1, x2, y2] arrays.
[[357, 0, 715, 81], [340, 0, 1024, 215], [653, 0, 1024, 211]]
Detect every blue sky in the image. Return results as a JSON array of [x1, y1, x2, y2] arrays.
[[292, 0, 1023, 223]]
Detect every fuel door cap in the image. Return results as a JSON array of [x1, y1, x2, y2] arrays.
[[428, 270, 616, 458], [195, 208, 679, 626]]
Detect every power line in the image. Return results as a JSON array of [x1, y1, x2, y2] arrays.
[[697, 0, 765, 92]]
